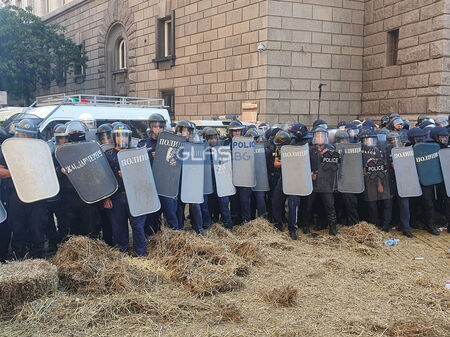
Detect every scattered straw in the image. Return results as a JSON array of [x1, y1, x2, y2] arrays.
[[52, 236, 156, 294], [263, 285, 298, 307], [0, 259, 58, 314]]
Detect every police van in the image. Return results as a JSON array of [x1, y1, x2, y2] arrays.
[[2, 94, 172, 140], [192, 116, 256, 140]]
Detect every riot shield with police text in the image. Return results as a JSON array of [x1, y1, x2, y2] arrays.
[[3, 138, 60, 203], [391, 147, 422, 198], [181, 142, 204, 204], [281, 144, 313, 196], [85, 129, 97, 142], [413, 143, 443, 186], [118, 147, 161, 217], [362, 145, 392, 201], [152, 131, 185, 198], [336, 143, 364, 193], [252, 143, 269, 192], [213, 145, 236, 197], [439, 148, 450, 197], [315, 149, 340, 193], [232, 136, 256, 188], [55, 141, 118, 204], [203, 145, 214, 195]]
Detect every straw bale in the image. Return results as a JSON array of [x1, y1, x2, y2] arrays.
[[0, 259, 58, 314], [339, 221, 384, 248], [52, 236, 156, 294]]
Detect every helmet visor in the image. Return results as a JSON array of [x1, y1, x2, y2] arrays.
[[113, 130, 131, 149], [97, 132, 113, 145], [363, 137, 377, 147], [312, 131, 328, 145], [388, 136, 401, 148]]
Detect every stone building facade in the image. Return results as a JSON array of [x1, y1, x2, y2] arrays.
[[31, 0, 449, 124]]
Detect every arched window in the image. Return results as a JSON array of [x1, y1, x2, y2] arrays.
[[118, 39, 127, 70]]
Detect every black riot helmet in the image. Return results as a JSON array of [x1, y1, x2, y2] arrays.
[[175, 120, 194, 136], [403, 120, 410, 130], [381, 116, 389, 128], [228, 120, 244, 138], [289, 123, 310, 140], [112, 123, 132, 149], [435, 117, 449, 128], [416, 115, 430, 126], [407, 127, 427, 145], [387, 132, 402, 148], [430, 126, 449, 147], [359, 128, 378, 147], [312, 127, 328, 145], [96, 124, 113, 145], [147, 113, 166, 137], [244, 128, 259, 139], [389, 116, 404, 131], [313, 119, 328, 129], [65, 120, 87, 143], [335, 130, 350, 144], [54, 124, 68, 145], [14, 119, 38, 138], [346, 121, 360, 142], [203, 127, 219, 145], [273, 130, 291, 147]]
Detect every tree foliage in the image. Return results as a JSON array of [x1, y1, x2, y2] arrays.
[[0, 6, 87, 105]]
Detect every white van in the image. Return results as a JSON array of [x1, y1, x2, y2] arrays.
[[2, 94, 171, 140]]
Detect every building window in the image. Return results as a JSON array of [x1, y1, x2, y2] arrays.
[[74, 41, 86, 79], [387, 29, 399, 66], [118, 39, 127, 70], [161, 90, 175, 120], [153, 11, 175, 69]]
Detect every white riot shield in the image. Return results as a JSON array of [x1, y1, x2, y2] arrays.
[[203, 145, 214, 195], [232, 136, 256, 187], [118, 147, 161, 217], [181, 143, 204, 204], [130, 137, 140, 148], [281, 144, 313, 196], [391, 147, 422, 198], [439, 148, 450, 197], [2, 138, 60, 203], [336, 143, 364, 194], [252, 143, 269, 192], [213, 145, 236, 197]]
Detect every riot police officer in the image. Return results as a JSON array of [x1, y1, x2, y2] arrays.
[[175, 120, 205, 235], [304, 127, 339, 236], [96, 124, 114, 147], [386, 132, 414, 238], [102, 123, 147, 256], [271, 130, 301, 240], [0, 119, 48, 258], [203, 127, 233, 229], [138, 113, 178, 232]]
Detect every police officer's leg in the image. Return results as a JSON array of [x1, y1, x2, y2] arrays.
[[160, 196, 179, 230], [0, 220, 10, 262], [287, 195, 300, 239], [397, 196, 413, 237], [366, 201, 380, 227], [230, 193, 242, 226], [320, 192, 338, 235], [146, 210, 161, 236], [189, 203, 204, 235], [45, 202, 58, 251], [129, 214, 147, 256], [304, 192, 318, 232], [8, 192, 28, 259], [271, 178, 284, 231], [98, 203, 113, 246], [250, 192, 256, 219], [254, 191, 267, 218], [218, 196, 232, 230], [176, 199, 186, 230], [238, 187, 252, 222], [107, 193, 130, 253], [381, 198, 393, 232], [421, 185, 439, 235], [28, 201, 47, 258], [342, 193, 359, 226], [200, 197, 212, 229]]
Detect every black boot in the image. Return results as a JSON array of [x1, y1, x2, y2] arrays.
[[402, 230, 414, 238], [302, 224, 310, 234], [329, 222, 338, 236], [425, 225, 440, 236], [274, 223, 283, 231], [289, 230, 298, 240], [382, 226, 390, 233]]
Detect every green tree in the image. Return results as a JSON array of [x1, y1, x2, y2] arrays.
[[0, 6, 87, 105]]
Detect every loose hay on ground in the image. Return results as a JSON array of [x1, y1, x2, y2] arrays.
[[149, 229, 246, 296], [0, 259, 58, 315], [339, 221, 384, 248], [262, 285, 298, 307], [52, 236, 156, 294]]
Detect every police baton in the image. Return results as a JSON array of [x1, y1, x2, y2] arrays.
[[318, 83, 326, 120]]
